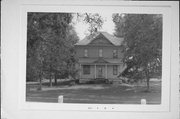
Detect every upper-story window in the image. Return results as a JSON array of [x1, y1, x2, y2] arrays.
[[99, 49, 103, 57], [113, 49, 118, 58], [84, 49, 88, 57]]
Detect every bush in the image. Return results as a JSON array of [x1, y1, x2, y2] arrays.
[[85, 78, 110, 84]]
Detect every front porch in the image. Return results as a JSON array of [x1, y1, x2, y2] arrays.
[[77, 57, 126, 82], [79, 63, 121, 80]]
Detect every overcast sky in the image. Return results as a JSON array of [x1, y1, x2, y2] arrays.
[[72, 13, 115, 40]]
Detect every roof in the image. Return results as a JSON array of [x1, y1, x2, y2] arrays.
[[75, 32, 124, 46], [93, 58, 109, 64]]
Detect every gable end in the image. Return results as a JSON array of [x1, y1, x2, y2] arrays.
[[88, 33, 114, 46]]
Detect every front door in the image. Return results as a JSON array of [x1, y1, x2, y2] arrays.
[[97, 66, 104, 78]]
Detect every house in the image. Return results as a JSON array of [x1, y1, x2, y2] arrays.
[[75, 32, 126, 82]]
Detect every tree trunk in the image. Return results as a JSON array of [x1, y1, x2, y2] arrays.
[[146, 77, 150, 91], [49, 73, 53, 87], [39, 78, 42, 90], [54, 73, 57, 85], [38, 73, 42, 90], [50, 78, 52, 87], [145, 70, 150, 92]]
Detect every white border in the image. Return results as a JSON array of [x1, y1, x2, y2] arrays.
[[19, 3, 171, 112], [1, 1, 179, 119]]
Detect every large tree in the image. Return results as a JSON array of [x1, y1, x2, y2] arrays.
[[27, 13, 79, 89], [113, 14, 162, 91]]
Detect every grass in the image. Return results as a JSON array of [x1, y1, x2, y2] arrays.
[[26, 80, 161, 104]]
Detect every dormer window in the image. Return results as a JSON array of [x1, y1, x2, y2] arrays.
[[84, 49, 88, 57], [113, 49, 118, 58], [99, 49, 103, 57]]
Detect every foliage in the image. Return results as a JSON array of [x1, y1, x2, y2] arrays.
[[113, 14, 162, 90], [27, 13, 79, 86], [77, 13, 104, 34]]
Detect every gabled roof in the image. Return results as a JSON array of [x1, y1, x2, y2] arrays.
[[75, 32, 124, 46]]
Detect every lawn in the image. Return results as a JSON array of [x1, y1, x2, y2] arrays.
[[26, 80, 161, 104]]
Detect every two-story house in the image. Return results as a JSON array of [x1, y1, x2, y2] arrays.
[[75, 32, 126, 82]]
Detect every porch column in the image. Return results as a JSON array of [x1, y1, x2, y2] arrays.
[[94, 64, 96, 79], [119, 64, 122, 74], [79, 64, 81, 79], [119, 64, 121, 74], [105, 64, 107, 79]]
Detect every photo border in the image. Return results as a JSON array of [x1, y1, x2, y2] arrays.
[[1, 1, 179, 119]]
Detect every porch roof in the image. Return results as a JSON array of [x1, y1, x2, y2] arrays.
[[78, 58, 123, 64]]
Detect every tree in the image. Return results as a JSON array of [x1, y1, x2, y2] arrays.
[[27, 13, 79, 89], [76, 13, 104, 34], [113, 14, 162, 91]]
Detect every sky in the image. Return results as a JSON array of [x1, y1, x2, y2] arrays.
[[72, 13, 116, 40]]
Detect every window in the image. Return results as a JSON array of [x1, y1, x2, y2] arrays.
[[113, 50, 118, 58], [113, 65, 118, 75], [99, 49, 103, 57], [84, 49, 88, 57], [83, 65, 90, 75]]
